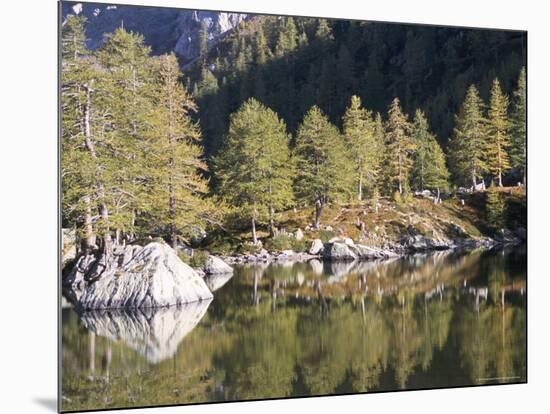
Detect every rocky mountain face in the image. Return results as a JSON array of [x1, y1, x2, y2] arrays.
[[61, 2, 246, 64]]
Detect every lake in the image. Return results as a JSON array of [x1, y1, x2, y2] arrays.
[[61, 246, 526, 412]]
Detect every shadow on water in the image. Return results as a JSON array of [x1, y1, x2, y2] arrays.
[[61, 247, 526, 412]]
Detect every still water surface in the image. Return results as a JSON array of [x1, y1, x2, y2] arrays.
[[61, 247, 526, 412]]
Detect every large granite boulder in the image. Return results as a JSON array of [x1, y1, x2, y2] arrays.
[[203, 255, 234, 274], [64, 242, 213, 310], [323, 242, 357, 261]]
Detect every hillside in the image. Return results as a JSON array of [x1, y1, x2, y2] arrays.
[[201, 187, 526, 256], [186, 14, 526, 156]]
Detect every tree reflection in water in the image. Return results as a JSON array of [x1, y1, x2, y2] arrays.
[[61, 247, 526, 412]]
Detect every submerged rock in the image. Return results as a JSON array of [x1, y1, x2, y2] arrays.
[[64, 242, 213, 310]]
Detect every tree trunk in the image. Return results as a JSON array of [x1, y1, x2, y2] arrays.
[[251, 214, 258, 245], [314, 199, 324, 229], [81, 195, 96, 255], [498, 170, 503, 187], [100, 199, 112, 256], [358, 173, 363, 201], [398, 149, 403, 194], [268, 205, 275, 237], [472, 170, 477, 189]]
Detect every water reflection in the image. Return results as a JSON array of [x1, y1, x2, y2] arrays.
[[80, 300, 212, 364], [62, 247, 526, 412]]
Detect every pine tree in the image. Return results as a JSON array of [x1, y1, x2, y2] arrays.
[[146, 53, 214, 247], [447, 85, 488, 188], [383, 98, 415, 195], [294, 106, 353, 228], [485, 78, 511, 187], [486, 184, 506, 230], [373, 112, 385, 195], [198, 20, 209, 67], [274, 17, 298, 57], [342, 96, 380, 201], [214, 99, 294, 244], [510, 67, 526, 185], [314, 18, 334, 42], [411, 110, 449, 199]]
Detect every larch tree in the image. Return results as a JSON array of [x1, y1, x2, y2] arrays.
[[61, 15, 100, 255], [510, 67, 526, 185], [146, 53, 213, 248], [411, 110, 449, 200], [485, 78, 511, 187], [214, 99, 294, 244], [447, 85, 488, 189], [342, 96, 380, 201], [294, 106, 353, 228], [95, 28, 154, 251], [383, 98, 415, 195]]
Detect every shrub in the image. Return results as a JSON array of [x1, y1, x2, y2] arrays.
[[291, 238, 308, 252], [486, 185, 506, 230], [319, 229, 336, 243], [178, 250, 209, 268], [237, 241, 263, 254], [393, 191, 403, 205], [265, 235, 293, 252]]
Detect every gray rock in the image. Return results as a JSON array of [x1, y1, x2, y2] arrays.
[[308, 239, 324, 255], [343, 237, 355, 246], [323, 242, 357, 261], [64, 242, 213, 310], [204, 255, 234, 274]]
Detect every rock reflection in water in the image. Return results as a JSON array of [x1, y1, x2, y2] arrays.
[[204, 273, 234, 292], [79, 300, 212, 364]]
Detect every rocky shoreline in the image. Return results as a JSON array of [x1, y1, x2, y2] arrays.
[[219, 230, 524, 266], [62, 228, 524, 311]]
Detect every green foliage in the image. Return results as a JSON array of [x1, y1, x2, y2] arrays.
[[61, 15, 87, 60], [343, 96, 382, 200], [178, 250, 210, 268], [265, 235, 293, 252], [485, 185, 506, 230], [382, 98, 415, 195], [411, 110, 449, 193], [447, 85, 487, 188], [214, 98, 295, 242], [510, 67, 526, 183], [62, 23, 217, 254], [319, 229, 336, 243], [293, 106, 354, 215]]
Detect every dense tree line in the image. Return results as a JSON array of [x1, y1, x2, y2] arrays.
[[187, 16, 525, 161], [62, 15, 526, 251]]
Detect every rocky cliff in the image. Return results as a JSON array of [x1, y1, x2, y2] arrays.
[[61, 1, 246, 64]]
